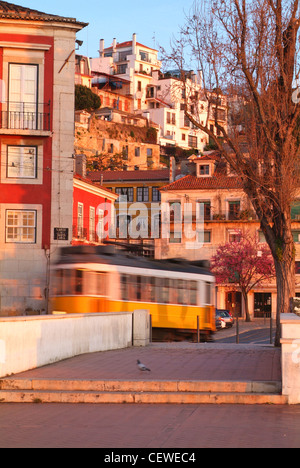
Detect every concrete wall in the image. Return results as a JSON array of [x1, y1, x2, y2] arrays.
[[281, 313, 300, 404], [0, 310, 150, 378]]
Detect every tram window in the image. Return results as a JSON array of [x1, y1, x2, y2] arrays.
[[189, 281, 198, 306], [169, 279, 177, 304], [161, 278, 170, 304], [136, 276, 142, 301], [143, 276, 156, 303], [63, 269, 75, 295], [177, 279, 188, 305], [204, 281, 212, 305], [128, 275, 137, 301], [54, 270, 63, 296], [121, 274, 129, 301], [75, 270, 84, 295], [85, 271, 106, 296]]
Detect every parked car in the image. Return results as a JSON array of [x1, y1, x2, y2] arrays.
[[216, 309, 235, 328], [215, 313, 223, 330]]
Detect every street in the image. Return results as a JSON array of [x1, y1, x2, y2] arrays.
[[214, 319, 275, 345]]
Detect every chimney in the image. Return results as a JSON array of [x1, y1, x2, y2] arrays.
[[169, 156, 176, 183], [75, 154, 87, 179], [197, 70, 203, 88], [132, 33, 137, 56], [99, 39, 105, 58], [112, 38, 117, 61]]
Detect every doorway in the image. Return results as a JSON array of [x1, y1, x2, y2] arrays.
[[254, 293, 272, 318], [225, 291, 242, 317]]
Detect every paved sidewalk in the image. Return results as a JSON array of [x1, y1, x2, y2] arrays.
[[7, 342, 281, 383], [0, 341, 298, 448], [0, 402, 300, 448]]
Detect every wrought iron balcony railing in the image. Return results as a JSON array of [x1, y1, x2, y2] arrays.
[[0, 101, 51, 131]]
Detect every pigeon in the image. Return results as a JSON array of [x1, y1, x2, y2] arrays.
[[137, 359, 151, 372]]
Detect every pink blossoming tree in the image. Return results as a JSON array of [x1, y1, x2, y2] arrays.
[[211, 234, 275, 322]]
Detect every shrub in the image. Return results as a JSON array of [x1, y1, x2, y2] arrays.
[[75, 85, 101, 111]]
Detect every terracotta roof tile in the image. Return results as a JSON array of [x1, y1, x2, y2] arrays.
[[0, 1, 88, 26], [161, 174, 243, 191], [88, 169, 175, 183], [74, 174, 118, 198]]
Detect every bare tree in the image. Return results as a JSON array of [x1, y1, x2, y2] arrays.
[[162, 0, 300, 346]]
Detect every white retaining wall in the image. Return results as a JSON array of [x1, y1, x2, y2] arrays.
[[0, 310, 150, 378], [281, 313, 300, 404]]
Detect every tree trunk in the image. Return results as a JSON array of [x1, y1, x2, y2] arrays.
[[242, 289, 251, 323], [274, 252, 295, 347]]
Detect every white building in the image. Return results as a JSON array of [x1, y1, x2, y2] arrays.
[[91, 34, 161, 112], [91, 35, 227, 154]]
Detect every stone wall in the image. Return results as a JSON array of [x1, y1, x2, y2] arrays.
[[0, 310, 150, 378], [281, 313, 300, 404]]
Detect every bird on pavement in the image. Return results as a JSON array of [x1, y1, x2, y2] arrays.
[[137, 359, 151, 372]]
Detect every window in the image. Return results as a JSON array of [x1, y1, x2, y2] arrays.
[[117, 64, 127, 74], [135, 147, 140, 157], [77, 203, 84, 237], [228, 229, 242, 243], [137, 187, 149, 202], [152, 187, 161, 202], [228, 201, 240, 220], [169, 230, 182, 243], [147, 148, 153, 157], [188, 135, 197, 148], [189, 281, 198, 306], [291, 200, 300, 220], [198, 230, 212, 243], [7, 146, 37, 179], [169, 201, 181, 222], [204, 282, 212, 305], [293, 231, 300, 243], [6, 210, 36, 243], [89, 207, 96, 242], [115, 187, 134, 202], [137, 81, 142, 92], [9, 64, 38, 130], [54, 269, 106, 297], [199, 165, 210, 176], [198, 201, 211, 220], [140, 50, 149, 62]]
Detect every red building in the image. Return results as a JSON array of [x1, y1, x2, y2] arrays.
[[73, 174, 118, 245], [0, 2, 87, 315]]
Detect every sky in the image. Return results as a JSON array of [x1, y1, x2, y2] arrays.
[[20, 0, 194, 59]]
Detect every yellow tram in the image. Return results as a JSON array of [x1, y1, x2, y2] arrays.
[[50, 245, 216, 341]]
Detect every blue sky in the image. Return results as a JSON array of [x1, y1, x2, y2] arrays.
[[21, 0, 193, 58]]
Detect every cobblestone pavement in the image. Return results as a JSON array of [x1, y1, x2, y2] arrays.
[[0, 403, 300, 448]]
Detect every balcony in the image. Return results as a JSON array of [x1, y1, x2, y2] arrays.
[[0, 101, 51, 134]]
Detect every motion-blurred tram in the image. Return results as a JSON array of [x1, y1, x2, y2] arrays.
[[50, 245, 216, 341]]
